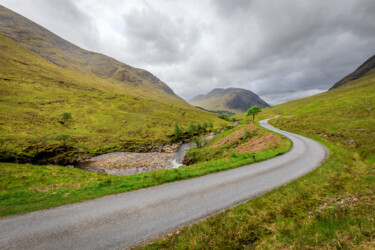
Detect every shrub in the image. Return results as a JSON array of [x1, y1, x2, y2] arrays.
[[174, 122, 183, 141], [192, 137, 204, 148]]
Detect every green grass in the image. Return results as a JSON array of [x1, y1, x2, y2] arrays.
[[0, 139, 290, 217], [142, 139, 374, 249], [0, 16, 230, 163], [141, 70, 375, 248]]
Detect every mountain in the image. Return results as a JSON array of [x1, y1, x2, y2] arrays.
[[190, 88, 270, 114], [329, 54, 375, 90], [0, 6, 229, 164]]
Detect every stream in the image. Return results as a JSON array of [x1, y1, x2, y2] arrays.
[[70, 135, 214, 176]]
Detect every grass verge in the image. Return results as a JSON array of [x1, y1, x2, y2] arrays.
[[140, 136, 374, 249]]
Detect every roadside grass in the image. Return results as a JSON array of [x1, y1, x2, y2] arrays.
[[142, 138, 374, 249], [0, 137, 290, 217], [141, 74, 375, 248]]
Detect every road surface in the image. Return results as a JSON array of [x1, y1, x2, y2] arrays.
[[0, 118, 327, 249]]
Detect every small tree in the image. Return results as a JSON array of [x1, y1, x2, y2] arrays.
[[55, 134, 70, 147], [202, 122, 208, 131], [174, 122, 183, 141], [61, 112, 72, 125], [196, 123, 202, 131], [187, 123, 197, 135], [247, 106, 261, 123], [192, 137, 204, 148], [207, 122, 213, 130]]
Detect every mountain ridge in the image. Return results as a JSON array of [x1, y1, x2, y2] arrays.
[[329, 54, 375, 90], [0, 5, 180, 102], [190, 87, 270, 114]]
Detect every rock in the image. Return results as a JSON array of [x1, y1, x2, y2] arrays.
[[162, 143, 182, 153], [151, 145, 163, 152]]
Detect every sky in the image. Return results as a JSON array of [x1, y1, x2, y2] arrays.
[[1, 0, 375, 105]]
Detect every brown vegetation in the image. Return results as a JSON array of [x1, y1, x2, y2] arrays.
[[236, 133, 280, 154]]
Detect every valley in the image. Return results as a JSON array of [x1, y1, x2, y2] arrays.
[[0, 3, 374, 249]]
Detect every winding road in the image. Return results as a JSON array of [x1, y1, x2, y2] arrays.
[[0, 118, 327, 249]]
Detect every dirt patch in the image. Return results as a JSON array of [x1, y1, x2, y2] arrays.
[[210, 124, 257, 149], [235, 133, 280, 154], [34, 184, 61, 192]]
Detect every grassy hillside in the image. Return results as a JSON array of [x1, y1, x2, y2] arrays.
[[0, 123, 290, 217], [0, 6, 229, 164], [190, 88, 269, 114], [143, 62, 375, 248]]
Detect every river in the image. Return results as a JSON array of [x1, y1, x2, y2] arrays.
[[70, 135, 214, 176]]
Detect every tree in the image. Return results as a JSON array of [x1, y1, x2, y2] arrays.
[[207, 122, 213, 129], [196, 123, 202, 131], [246, 105, 261, 123], [192, 137, 204, 148], [187, 123, 197, 134], [174, 122, 183, 141], [61, 112, 72, 125], [202, 122, 208, 131]]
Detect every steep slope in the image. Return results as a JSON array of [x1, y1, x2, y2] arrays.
[[329, 54, 375, 89], [189, 88, 270, 114], [0, 6, 229, 163], [0, 5, 178, 102]]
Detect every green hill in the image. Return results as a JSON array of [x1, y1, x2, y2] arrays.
[[189, 88, 270, 114], [0, 6, 229, 164], [146, 57, 375, 248]]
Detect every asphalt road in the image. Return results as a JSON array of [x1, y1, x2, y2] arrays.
[[0, 118, 327, 249]]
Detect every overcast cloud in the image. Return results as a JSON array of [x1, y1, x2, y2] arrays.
[[1, 0, 374, 105]]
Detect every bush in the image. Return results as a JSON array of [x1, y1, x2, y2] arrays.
[[241, 129, 257, 142], [192, 137, 204, 148], [174, 122, 183, 141], [61, 112, 72, 125]]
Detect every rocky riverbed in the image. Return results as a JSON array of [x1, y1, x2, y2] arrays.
[[71, 134, 214, 176]]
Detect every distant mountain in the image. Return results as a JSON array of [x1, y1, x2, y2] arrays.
[[330, 54, 375, 90], [190, 88, 270, 114], [0, 5, 228, 163]]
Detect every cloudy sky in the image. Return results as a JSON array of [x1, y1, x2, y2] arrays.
[[1, 0, 375, 105]]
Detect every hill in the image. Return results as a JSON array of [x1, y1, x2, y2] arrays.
[[146, 57, 375, 248], [189, 88, 270, 114], [329, 54, 375, 89], [0, 6, 229, 164]]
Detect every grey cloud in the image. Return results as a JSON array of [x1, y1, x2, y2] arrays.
[[0, 0, 99, 50], [122, 5, 201, 64], [1, 0, 374, 105]]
